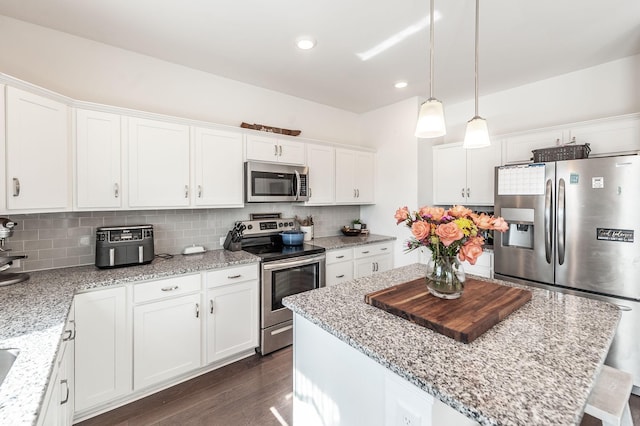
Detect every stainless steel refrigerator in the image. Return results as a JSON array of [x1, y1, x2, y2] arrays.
[[494, 154, 640, 394]]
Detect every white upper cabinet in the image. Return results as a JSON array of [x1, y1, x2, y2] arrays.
[[5, 86, 70, 211], [194, 127, 244, 207], [75, 109, 122, 210], [502, 129, 568, 165], [305, 143, 335, 205], [433, 141, 501, 206], [245, 133, 305, 165], [335, 148, 375, 204], [569, 115, 640, 156], [128, 117, 191, 208]]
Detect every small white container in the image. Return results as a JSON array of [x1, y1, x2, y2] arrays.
[[300, 225, 314, 241]]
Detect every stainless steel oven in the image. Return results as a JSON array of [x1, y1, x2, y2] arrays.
[[238, 215, 325, 355], [261, 252, 325, 355]]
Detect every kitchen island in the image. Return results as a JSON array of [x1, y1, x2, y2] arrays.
[[283, 263, 621, 426]]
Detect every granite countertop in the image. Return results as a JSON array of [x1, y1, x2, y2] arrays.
[[0, 249, 259, 426], [312, 233, 396, 250], [283, 263, 621, 426]]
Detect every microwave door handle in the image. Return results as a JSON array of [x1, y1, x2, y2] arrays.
[[544, 178, 553, 264], [294, 170, 301, 200]]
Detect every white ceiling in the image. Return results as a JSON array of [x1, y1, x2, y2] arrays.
[[0, 0, 638, 113]]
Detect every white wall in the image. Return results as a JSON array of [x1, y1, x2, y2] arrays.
[[360, 97, 421, 267], [441, 54, 640, 143], [0, 15, 360, 145]]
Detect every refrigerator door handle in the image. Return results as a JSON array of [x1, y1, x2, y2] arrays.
[[557, 178, 566, 265], [544, 179, 553, 264]]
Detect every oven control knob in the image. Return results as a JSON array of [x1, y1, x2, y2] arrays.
[[247, 224, 253, 230], [278, 222, 283, 227], [288, 222, 294, 226]]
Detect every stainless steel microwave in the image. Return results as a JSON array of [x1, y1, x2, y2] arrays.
[[245, 161, 309, 202]]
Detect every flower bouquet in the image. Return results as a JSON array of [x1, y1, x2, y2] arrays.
[[395, 205, 508, 299]]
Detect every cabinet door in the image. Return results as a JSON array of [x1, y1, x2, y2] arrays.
[[134, 293, 202, 390], [354, 258, 375, 279], [128, 117, 190, 208], [38, 362, 60, 426], [206, 280, 258, 363], [502, 129, 566, 165], [76, 109, 122, 209], [335, 149, 357, 203], [75, 287, 131, 412], [6, 86, 70, 211], [305, 144, 335, 205], [194, 127, 243, 207], [466, 141, 501, 205], [354, 151, 375, 203], [277, 139, 306, 165], [59, 307, 75, 426], [245, 134, 280, 162], [374, 254, 393, 274], [569, 115, 640, 156], [432, 144, 466, 205]]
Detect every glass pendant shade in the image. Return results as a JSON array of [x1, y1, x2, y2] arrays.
[[415, 98, 446, 138], [463, 116, 490, 149]]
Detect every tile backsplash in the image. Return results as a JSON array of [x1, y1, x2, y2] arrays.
[[2, 204, 360, 272]]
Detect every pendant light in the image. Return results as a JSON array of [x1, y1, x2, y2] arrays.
[[463, 0, 490, 149], [415, 0, 446, 138]]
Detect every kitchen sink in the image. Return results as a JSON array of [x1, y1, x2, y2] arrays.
[[0, 348, 19, 387]]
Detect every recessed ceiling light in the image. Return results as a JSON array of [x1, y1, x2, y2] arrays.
[[395, 81, 408, 89], [296, 37, 316, 50]]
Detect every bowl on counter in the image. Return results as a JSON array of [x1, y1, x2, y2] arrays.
[[280, 230, 305, 246], [341, 227, 362, 236]]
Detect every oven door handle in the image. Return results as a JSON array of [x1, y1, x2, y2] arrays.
[[262, 254, 325, 271]]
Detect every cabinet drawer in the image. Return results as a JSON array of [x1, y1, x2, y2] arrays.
[[354, 242, 393, 259], [326, 262, 354, 286], [134, 274, 201, 304], [206, 264, 258, 288], [326, 248, 353, 264]]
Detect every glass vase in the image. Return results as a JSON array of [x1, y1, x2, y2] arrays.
[[426, 256, 466, 299]]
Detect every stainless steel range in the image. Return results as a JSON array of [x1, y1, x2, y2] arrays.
[[239, 215, 325, 355]]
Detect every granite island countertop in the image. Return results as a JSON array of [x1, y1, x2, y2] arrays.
[[0, 249, 259, 426], [311, 233, 395, 250], [283, 263, 621, 426]]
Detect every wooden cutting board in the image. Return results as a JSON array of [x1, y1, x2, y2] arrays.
[[364, 278, 532, 343]]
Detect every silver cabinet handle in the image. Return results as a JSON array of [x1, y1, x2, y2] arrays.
[[353, 189, 357, 198], [62, 320, 76, 341], [371, 262, 375, 272], [161, 285, 179, 291], [336, 255, 345, 259], [198, 185, 203, 198], [195, 303, 200, 318], [184, 185, 189, 198], [210, 299, 214, 314], [336, 274, 345, 278], [356, 189, 360, 198], [114, 183, 119, 198], [274, 144, 278, 156], [380, 247, 388, 251], [461, 187, 465, 198], [227, 274, 242, 279], [12, 178, 20, 197], [361, 251, 370, 254], [278, 145, 283, 156], [60, 379, 70, 405], [466, 188, 470, 197]]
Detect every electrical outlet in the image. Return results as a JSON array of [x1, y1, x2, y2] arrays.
[[397, 404, 420, 426], [219, 236, 226, 246], [79, 236, 91, 246]]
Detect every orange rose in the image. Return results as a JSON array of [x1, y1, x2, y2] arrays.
[[411, 221, 430, 240], [473, 213, 493, 229], [458, 239, 484, 265], [435, 222, 464, 247], [448, 205, 473, 218], [419, 206, 445, 221], [491, 217, 509, 232], [394, 206, 410, 224]]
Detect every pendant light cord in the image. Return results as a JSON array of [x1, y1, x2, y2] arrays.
[[474, 0, 480, 117], [429, 0, 435, 99]]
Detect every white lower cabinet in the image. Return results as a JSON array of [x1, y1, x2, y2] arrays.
[[326, 248, 354, 287], [205, 265, 259, 363], [462, 251, 493, 279], [74, 286, 131, 413], [133, 274, 202, 390], [353, 242, 394, 279]]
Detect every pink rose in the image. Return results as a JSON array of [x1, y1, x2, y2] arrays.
[[394, 206, 410, 224], [419, 206, 445, 221], [411, 221, 430, 241], [435, 222, 464, 247], [491, 217, 509, 232], [473, 213, 493, 230], [448, 205, 473, 218], [458, 240, 484, 265]]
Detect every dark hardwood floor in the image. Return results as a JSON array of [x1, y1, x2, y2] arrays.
[[76, 346, 639, 426]]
